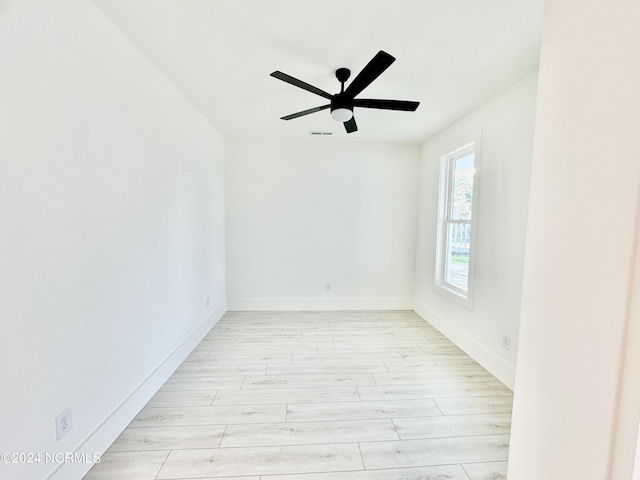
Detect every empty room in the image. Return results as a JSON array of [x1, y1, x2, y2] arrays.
[[1, 1, 639, 480]]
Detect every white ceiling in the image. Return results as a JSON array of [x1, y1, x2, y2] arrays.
[[91, 0, 544, 144]]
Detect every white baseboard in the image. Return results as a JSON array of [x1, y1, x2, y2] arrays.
[[413, 300, 516, 389], [47, 301, 227, 480], [227, 297, 414, 311]]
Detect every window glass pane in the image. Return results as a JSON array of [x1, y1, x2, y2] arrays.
[[444, 222, 470, 290], [450, 153, 474, 220]]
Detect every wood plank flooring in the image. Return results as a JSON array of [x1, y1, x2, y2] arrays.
[[83, 311, 512, 480]]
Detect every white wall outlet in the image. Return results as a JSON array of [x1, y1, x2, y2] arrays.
[[206, 296, 210, 307], [502, 334, 512, 351], [325, 283, 331, 292], [56, 407, 72, 440]]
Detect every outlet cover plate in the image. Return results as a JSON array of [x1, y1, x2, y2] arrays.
[[502, 334, 511, 351], [56, 407, 72, 440]]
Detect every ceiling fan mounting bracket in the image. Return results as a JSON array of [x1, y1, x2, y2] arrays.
[[335, 68, 351, 84]]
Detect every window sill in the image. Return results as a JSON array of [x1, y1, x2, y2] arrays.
[[434, 282, 473, 309]]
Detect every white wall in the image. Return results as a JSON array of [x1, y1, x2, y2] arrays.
[[0, 1, 226, 479], [635, 419, 640, 480], [413, 72, 538, 388], [225, 139, 419, 311], [508, 0, 640, 478]]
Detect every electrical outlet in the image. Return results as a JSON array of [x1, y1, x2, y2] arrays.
[[206, 296, 210, 307], [56, 407, 72, 440], [502, 334, 511, 351], [325, 283, 331, 292]]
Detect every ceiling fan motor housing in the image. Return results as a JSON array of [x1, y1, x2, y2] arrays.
[[330, 93, 354, 122], [330, 93, 353, 114]]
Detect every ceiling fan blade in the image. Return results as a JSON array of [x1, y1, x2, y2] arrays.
[[353, 99, 420, 111], [281, 104, 331, 120], [344, 51, 395, 98], [271, 71, 332, 99], [344, 117, 358, 133]]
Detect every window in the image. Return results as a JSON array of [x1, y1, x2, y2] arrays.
[[435, 132, 480, 307]]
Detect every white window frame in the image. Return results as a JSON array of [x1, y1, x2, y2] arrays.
[[434, 130, 481, 309]]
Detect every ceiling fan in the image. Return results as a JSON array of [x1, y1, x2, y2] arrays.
[[270, 50, 420, 134]]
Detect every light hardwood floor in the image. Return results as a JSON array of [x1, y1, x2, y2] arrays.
[[84, 311, 512, 480]]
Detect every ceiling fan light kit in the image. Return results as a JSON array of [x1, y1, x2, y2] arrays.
[[271, 50, 420, 134], [331, 108, 353, 122]]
